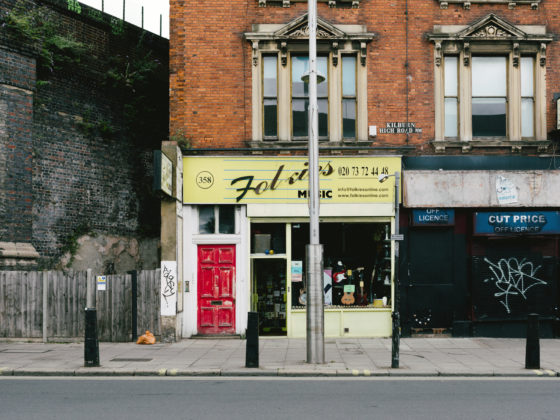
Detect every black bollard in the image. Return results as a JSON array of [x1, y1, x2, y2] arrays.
[[84, 308, 100, 367], [245, 312, 259, 368], [525, 313, 540, 369]]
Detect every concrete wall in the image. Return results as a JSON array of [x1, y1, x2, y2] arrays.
[[404, 170, 560, 207]]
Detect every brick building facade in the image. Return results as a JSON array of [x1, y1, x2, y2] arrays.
[[170, 1, 560, 338], [1, 0, 169, 270]]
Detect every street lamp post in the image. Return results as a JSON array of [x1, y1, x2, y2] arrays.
[[379, 171, 401, 368], [305, 0, 324, 364]]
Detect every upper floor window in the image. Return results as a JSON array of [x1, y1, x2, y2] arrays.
[[521, 56, 535, 138], [263, 55, 278, 139], [428, 14, 551, 152], [291, 55, 328, 139], [444, 56, 458, 138], [246, 14, 375, 144], [342, 55, 357, 139], [472, 56, 507, 137]]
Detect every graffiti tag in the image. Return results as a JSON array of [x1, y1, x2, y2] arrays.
[[483, 257, 547, 314], [162, 265, 176, 307]]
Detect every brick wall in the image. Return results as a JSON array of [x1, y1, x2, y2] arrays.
[[170, 0, 560, 154], [0, 0, 169, 267]]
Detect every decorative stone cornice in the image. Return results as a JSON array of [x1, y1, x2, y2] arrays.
[[289, 25, 334, 39], [427, 14, 553, 44], [245, 14, 376, 66], [512, 42, 519, 67], [332, 42, 339, 67], [435, 42, 442, 67], [540, 43, 546, 67], [257, 0, 360, 7], [437, 0, 540, 9], [471, 25, 508, 38]]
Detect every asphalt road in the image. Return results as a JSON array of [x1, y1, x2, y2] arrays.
[[1, 377, 559, 420]]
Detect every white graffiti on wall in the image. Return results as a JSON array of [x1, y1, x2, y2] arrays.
[[161, 261, 177, 316], [483, 257, 547, 314]]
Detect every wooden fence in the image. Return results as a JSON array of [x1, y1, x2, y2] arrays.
[[0, 269, 160, 342]]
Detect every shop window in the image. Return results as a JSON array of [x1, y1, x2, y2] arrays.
[[198, 205, 236, 234], [253, 259, 287, 335], [428, 14, 551, 152], [290, 223, 391, 309], [251, 223, 286, 254], [246, 13, 375, 143]]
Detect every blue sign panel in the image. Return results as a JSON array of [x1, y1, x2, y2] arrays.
[[474, 211, 560, 235], [412, 209, 455, 226]]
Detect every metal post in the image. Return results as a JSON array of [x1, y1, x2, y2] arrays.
[[246, 312, 259, 368], [129, 270, 138, 341], [141, 6, 144, 29], [84, 308, 99, 367], [306, 0, 324, 364], [86, 268, 95, 309], [84, 268, 99, 366], [525, 313, 540, 369], [391, 171, 401, 368], [123, 0, 125, 20], [42, 271, 48, 343]]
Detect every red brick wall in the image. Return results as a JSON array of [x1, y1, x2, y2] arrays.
[[170, 0, 560, 154]]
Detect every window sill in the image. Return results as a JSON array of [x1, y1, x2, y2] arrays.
[[432, 139, 550, 153], [247, 140, 373, 151]]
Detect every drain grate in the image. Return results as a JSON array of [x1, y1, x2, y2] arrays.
[[110, 358, 152, 362], [0, 349, 51, 354]]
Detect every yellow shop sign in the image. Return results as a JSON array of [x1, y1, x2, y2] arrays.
[[183, 156, 401, 204]]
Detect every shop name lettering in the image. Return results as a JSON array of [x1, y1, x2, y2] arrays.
[[231, 162, 333, 202], [488, 214, 547, 233], [379, 122, 422, 134]]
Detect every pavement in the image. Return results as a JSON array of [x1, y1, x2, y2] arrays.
[[1, 337, 559, 378]]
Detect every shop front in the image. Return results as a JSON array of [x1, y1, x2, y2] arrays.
[[180, 155, 402, 338], [470, 210, 559, 337], [403, 161, 560, 337]]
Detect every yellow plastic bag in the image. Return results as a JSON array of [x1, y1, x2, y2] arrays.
[[136, 330, 156, 345]]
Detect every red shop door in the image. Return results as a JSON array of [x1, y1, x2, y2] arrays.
[[197, 245, 236, 335]]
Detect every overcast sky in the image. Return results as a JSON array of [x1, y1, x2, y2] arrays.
[[79, 0, 169, 38]]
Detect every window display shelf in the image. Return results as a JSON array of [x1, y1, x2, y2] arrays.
[[250, 253, 287, 259], [291, 306, 391, 312]]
